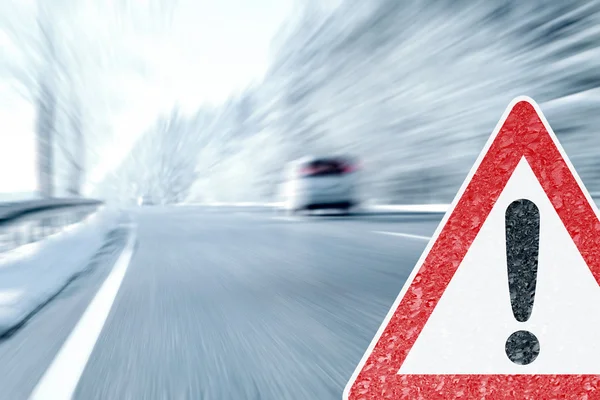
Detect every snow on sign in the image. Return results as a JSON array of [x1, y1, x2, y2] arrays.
[[344, 96, 600, 400]]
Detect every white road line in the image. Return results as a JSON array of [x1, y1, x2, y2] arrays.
[[373, 231, 431, 241], [29, 225, 137, 400]]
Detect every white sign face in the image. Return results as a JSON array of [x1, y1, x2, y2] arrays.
[[345, 96, 600, 400], [399, 157, 600, 374]]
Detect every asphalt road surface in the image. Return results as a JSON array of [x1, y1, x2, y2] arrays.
[[0, 206, 443, 400]]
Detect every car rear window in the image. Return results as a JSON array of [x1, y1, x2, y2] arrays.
[[300, 159, 346, 177]]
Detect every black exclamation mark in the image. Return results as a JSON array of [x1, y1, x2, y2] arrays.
[[505, 199, 541, 365]]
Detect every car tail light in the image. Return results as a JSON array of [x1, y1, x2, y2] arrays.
[[342, 163, 359, 173]]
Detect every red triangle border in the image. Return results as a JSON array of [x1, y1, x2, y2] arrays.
[[344, 97, 600, 400]]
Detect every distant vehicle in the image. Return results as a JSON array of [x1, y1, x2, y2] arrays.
[[137, 195, 154, 206], [281, 155, 359, 214]]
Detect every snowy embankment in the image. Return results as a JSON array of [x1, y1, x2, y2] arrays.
[[0, 207, 120, 336], [180, 197, 600, 214], [179, 202, 450, 213], [367, 204, 449, 213]]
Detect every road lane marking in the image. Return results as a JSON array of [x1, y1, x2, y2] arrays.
[[373, 231, 431, 241], [29, 224, 137, 400]]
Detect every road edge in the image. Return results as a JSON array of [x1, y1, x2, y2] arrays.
[[29, 222, 137, 400]]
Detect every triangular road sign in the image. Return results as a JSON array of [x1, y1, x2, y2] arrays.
[[344, 96, 600, 399]]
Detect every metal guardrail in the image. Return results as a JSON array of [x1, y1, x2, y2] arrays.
[[0, 198, 104, 253]]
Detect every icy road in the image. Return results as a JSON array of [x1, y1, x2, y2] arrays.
[[0, 206, 441, 400]]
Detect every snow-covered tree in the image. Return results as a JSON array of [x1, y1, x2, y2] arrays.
[[102, 0, 600, 204], [0, 0, 178, 197]]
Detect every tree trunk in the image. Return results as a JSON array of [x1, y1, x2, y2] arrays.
[[35, 79, 55, 198], [35, 2, 58, 198], [66, 101, 84, 197]]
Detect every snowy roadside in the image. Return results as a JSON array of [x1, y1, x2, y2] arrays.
[[179, 196, 600, 214], [0, 207, 121, 336], [366, 204, 449, 213], [177, 202, 450, 213]]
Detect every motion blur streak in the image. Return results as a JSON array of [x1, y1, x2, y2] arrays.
[[93, 0, 600, 206], [1, 0, 600, 399]]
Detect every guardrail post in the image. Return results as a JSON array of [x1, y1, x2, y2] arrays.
[[26, 223, 35, 243], [13, 229, 22, 248], [0, 197, 103, 253], [0, 229, 8, 252]]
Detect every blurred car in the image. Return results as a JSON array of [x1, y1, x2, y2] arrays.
[[281, 155, 359, 214], [137, 195, 154, 206]]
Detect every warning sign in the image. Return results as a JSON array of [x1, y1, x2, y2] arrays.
[[344, 96, 600, 399]]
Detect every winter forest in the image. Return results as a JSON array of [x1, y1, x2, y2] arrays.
[[11, 0, 600, 205]]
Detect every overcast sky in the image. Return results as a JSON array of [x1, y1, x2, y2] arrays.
[[0, 0, 293, 195]]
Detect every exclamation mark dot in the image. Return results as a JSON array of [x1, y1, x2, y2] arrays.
[[505, 199, 541, 365]]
